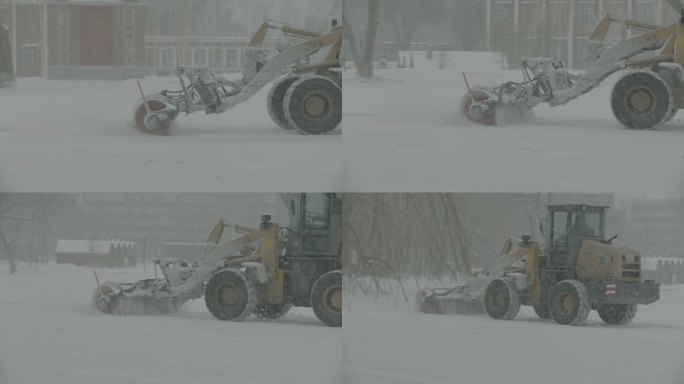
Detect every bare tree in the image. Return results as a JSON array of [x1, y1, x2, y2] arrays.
[[342, 0, 379, 78], [0, 201, 58, 274], [381, 0, 421, 49], [343, 194, 472, 280], [451, 0, 481, 51], [0, 21, 14, 87]]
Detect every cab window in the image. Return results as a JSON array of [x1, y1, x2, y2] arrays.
[[551, 211, 568, 247], [570, 211, 603, 237], [304, 194, 329, 229]]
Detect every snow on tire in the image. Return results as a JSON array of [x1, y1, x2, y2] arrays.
[[484, 278, 521, 320], [253, 303, 293, 320], [267, 75, 300, 130], [204, 268, 257, 322], [610, 70, 675, 130], [548, 280, 590, 326], [311, 270, 342, 327], [283, 75, 341, 135], [597, 303, 637, 325]]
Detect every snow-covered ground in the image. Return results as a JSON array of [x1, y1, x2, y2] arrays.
[[343, 279, 684, 384], [0, 262, 342, 384], [343, 66, 684, 193], [0, 76, 341, 192]]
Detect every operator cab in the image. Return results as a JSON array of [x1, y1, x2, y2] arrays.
[[286, 193, 341, 258], [547, 205, 607, 269]]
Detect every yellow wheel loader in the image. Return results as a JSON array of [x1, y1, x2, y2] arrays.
[[92, 193, 342, 327], [418, 204, 659, 326], [462, 0, 684, 130], [133, 20, 342, 135]]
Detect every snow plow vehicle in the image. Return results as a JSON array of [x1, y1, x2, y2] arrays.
[[92, 193, 342, 327], [418, 204, 660, 326], [461, 0, 684, 130], [133, 20, 342, 135]]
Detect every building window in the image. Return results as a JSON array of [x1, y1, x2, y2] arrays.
[[495, 1, 512, 21], [576, 2, 598, 30], [521, 1, 539, 24], [635, 1, 654, 22], [549, 1, 570, 34], [550, 38, 568, 62], [209, 49, 223, 71], [604, 0, 626, 14], [225, 50, 238, 69], [192, 48, 207, 66], [21, 44, 39, 68], [160, 48, 174, 70]]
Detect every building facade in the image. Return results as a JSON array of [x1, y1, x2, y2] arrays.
[[0, 193, 290, 265], [627, 198, 684, 257], [0, 0, 145, 79], [486, 0, 679, 69]]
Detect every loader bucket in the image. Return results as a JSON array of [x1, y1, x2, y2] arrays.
[[460, 86, 498, 126], [459, 86, 535, 126], [416, 287, 485, 315], [92, 279, 183, 316]]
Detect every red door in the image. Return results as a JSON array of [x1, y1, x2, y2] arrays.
[[79, 6, 113, 66]]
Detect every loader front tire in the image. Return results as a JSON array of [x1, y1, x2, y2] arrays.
[[311, 270, 342, 327], [284, 76, 341, 135], [484, 278, 521, 320], [267, 75, 300, 130], [205, 268, 256, 322], [597, 303, 637, 325], [611, 70, 675, 130], [549, 280, 590, 326], [253, 303, 293, 320]]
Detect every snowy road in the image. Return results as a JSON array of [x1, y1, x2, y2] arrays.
[[343, 68, 684, 193], [343, 281, 684, 384], [0, 77, 342, 192], [0, 263, 342, 384]]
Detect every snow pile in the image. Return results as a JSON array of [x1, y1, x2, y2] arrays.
[[0, 76, 341, 192], [343, 276, 684, 384], [0, 261, 342, 384], [343, 67, 684, 193]]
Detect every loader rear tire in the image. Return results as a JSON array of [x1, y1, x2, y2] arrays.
[[549, 280, 590, 326], [311, 270, 342, 327], [611, 70, 675, 130], [132, 97, 173, 135], [253, 303, 293, 320], [205, 268, 256, 322], [284, 76, 341, 135], [267, 75, 299, 130], [597, 303, 637, 325], [484, 278, 521, 320]]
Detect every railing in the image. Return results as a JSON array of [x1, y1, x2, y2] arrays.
[[144, 35, 278, 76]]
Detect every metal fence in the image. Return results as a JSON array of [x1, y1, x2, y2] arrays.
[[144, 36, 278, 76]]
